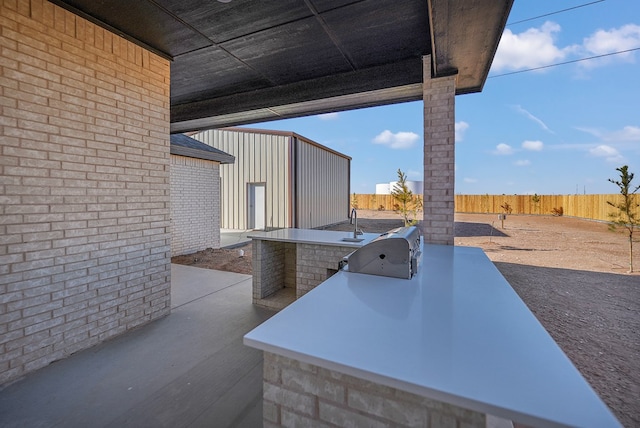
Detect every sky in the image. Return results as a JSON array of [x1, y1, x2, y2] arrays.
[[245, 0, 640, 195]]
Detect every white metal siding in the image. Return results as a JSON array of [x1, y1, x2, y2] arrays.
[[195, 130, 290, 229], [295, 138, 350, 229]]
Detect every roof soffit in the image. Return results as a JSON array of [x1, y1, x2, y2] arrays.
[[49, 0, 513, 131]]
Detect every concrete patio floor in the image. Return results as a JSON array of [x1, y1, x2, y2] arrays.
[[220, 229, 252, 249], [0, 265, 275, 428]]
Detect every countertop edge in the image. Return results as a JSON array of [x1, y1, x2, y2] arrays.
[[242, 335, 564, 428], [247, 229, 380, 248]]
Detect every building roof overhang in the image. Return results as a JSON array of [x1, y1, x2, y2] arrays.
[[170, 134, 235, 164], [50, 0, 513, 133]]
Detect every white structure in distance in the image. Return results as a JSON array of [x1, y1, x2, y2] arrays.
[[375, 180, 424, 195]]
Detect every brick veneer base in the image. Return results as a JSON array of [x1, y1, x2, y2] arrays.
[[295, 243, 353, 299], [252, 240, 354, 310], [263, 352, 486, 428]]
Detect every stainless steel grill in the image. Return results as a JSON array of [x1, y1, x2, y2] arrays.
[[340, 226, 421, 279]]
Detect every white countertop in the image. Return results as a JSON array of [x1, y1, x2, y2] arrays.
[[244, 244, 621, 428], [248, 228, 380, 247]]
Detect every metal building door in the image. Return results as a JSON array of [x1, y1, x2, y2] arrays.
[[248, 183, 266, 230]]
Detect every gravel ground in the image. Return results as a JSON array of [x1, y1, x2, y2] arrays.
[[172, 210, 640, 427]]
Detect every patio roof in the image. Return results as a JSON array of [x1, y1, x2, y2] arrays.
[[50, 0, 513, 133]]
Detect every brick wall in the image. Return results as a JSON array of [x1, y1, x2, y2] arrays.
[[170, 155, 220, 256], [422, 55, 456, 245], [284, 242, 295, 289], [263, 352, 486, 427], [296, 243, 352, 298], [252, 240, 296, 310], [252, 240, 286, 301], [0, 0, 171, 384], [253, 241, 350, 308]]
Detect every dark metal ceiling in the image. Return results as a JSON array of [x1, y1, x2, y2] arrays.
[[51, 0, 513, 133]]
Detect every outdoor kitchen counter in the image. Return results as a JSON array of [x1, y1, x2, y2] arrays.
[[247, 228, 380, 247], [244, 244, 621, 427], [247, 228, 382, 310]]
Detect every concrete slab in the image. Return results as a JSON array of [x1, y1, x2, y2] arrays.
[[0, 265, 274, 428], [220, 229, 252, 249], [171, 264, 251, 308]]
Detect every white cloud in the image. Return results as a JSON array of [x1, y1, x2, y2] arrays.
[[576, 127, 603, 138], [580, 24, 640, 68], [514, 159, 531, 166], [604, 125, 640, 142], [522, 140, 544, 151], [589, 144, 618, 157], [493, 22, 640, 74], [464, 177, 478, 183], [576, 125, 640, 156], [494, 143, 514, 155], [513, 105, 554, 133], [455, 121, 469, 142], [589, 145, 625, 163], [318, 112, 339, 120], [492, 21, 572, 72], [578, 125, 640, 142], [372, 130, 419, 149]]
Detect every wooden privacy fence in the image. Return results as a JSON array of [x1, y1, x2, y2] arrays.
[[351, 194, 636, 223]]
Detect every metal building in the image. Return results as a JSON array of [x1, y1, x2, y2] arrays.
[[194, 128, 351, 230]]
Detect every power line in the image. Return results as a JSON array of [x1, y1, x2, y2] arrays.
[[488, 47, 640, 78], [506, 0, 606, 26]]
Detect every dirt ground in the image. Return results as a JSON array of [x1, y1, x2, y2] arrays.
[[172, 210, 640, 427]]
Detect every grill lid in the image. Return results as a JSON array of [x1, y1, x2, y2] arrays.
[[341, 226, 421, 279]]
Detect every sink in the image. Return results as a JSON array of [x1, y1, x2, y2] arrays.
[[341, 237, 364, 243]]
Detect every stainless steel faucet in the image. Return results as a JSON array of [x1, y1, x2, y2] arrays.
[[350, 208, 363, 238]]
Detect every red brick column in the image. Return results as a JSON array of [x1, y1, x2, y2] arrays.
[[422, 56, 457, 245]]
